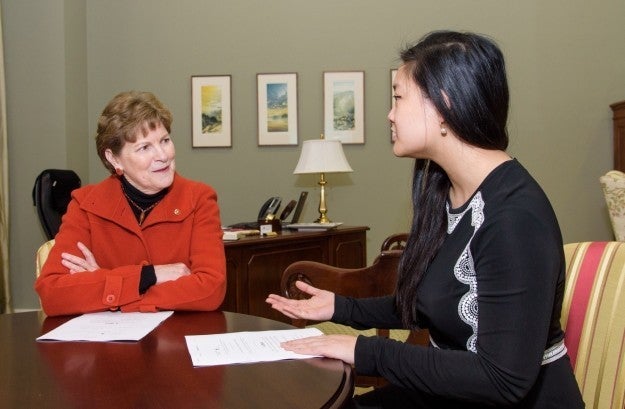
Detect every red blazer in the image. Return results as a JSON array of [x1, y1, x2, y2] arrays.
[[35, 173, 227, 316]]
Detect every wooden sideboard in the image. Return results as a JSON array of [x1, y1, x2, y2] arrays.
[[221, 226, 368, 323], [611, 100, 625, 171]]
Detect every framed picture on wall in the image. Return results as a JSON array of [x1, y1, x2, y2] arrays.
[[390, 69, 398, 109], [390, 68, 397, 142], [257, 73, 298, 146], [191, 75, 232, 148], [323, 71, 365, 144]]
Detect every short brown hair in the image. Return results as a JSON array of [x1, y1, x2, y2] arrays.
[[95, 91, 173, 173]]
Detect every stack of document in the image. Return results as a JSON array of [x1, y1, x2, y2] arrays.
[[222, 228, 260, 240], [185, 327, 323, 366], [36, 311, 173, 342], [285, 222, 343, 231]]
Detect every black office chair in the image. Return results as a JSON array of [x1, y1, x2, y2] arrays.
[[32, 169, 81, 240]]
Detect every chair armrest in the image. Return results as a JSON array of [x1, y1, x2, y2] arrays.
[[280, 250, 403, 301], [380, 233, 409, 251], [280, 250, 431, 347]]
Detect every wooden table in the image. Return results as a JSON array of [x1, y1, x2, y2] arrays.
[[223, 226, 368, 323], [0, 311, 354, 409]]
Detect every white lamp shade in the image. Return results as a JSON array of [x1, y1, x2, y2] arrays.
[[293, 139, 353, 174]]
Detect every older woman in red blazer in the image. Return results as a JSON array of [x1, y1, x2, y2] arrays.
[[35, 91, 226, 316]]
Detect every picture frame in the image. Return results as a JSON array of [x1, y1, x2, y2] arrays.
[[390, 68, 398, 142], [257, 73, 298, 146], [191, 75, 232, 148], [323, 71, 365, 144], [390, 68, 398, 109]]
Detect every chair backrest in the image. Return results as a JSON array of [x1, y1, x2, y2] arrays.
[[32, 169, 81, 240], [562, 242, 625, 409], [599, 170, 625, 241]]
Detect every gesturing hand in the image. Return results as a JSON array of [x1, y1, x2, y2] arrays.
[[266, 280, 335, 321], [61, 242, 100, 274]]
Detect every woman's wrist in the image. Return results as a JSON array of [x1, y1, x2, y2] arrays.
[[139, 265, 157, 293]]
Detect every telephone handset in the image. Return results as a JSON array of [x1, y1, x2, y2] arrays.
[[257, 196, 282, 221], [278, 200, 297, 221]]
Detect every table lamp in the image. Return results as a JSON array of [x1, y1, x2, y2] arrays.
[[293, 135, 353, 224]]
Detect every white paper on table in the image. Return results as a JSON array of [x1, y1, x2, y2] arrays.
[[36, 311, 174, 342], [185, 327, 323, 366]]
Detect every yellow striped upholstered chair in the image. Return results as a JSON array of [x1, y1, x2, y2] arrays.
[[563, 242, 625, 409], [599, 170, 625, 241], [35, 239, 55, 310], [36, 239, 55, 277]]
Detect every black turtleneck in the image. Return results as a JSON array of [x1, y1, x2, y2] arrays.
[[119, 176, 169, 294], [120, 176, 168, 224]]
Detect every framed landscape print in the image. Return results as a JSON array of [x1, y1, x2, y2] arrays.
[[191, 75, 231, 148], [390, 68, 397, 142], [257, 73, 298, 146], [323, 71, 365, 144], [390, 68, 397, 110]]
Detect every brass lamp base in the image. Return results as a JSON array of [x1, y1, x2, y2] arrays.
[[315, 214, 332, 224], [314, 173, 332, 224]]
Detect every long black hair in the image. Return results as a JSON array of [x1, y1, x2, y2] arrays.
[[395, 31, 510, 328]]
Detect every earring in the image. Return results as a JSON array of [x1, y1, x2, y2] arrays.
[[440, 122, 448, 136], [115, 167, 123, 176]]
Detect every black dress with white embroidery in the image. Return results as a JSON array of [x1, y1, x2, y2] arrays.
[[334, 160, 584, 408]]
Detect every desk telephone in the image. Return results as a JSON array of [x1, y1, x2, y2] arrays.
[[230, 192, 307, 229], [258, 196, 282, 220]]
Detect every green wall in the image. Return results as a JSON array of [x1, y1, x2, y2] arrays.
[[3, 0, 625, 310]]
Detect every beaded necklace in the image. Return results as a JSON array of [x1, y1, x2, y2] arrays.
[[122, 191, 161, 225], [120, 177, 167, 226]]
